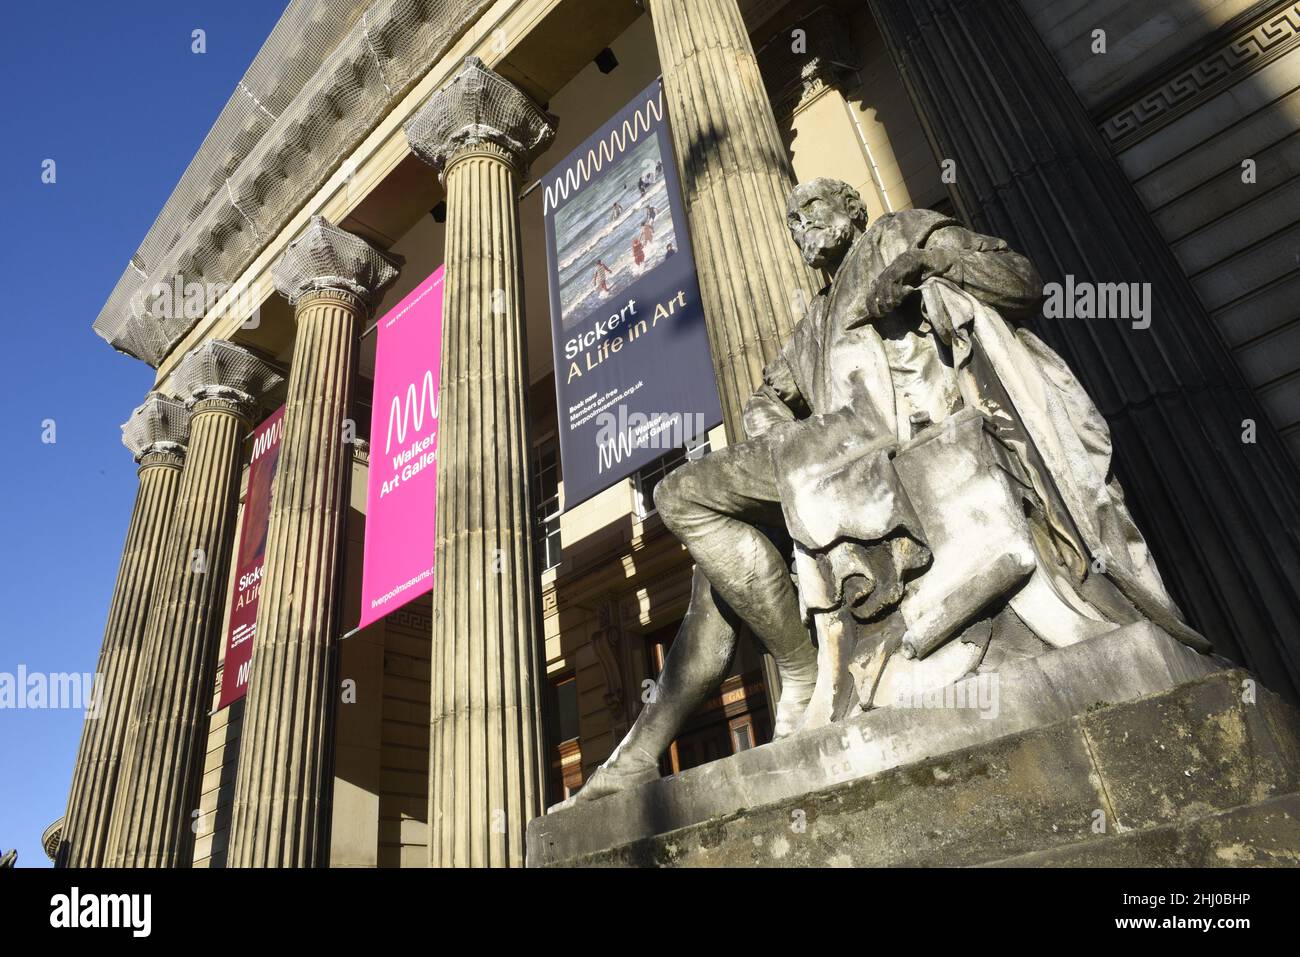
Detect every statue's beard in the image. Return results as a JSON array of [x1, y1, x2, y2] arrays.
[[798, 222, 854, 270]]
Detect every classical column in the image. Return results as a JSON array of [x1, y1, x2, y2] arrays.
[[646, 0, 822, 439], [58, 394, 190, 868], [226, 216, 398, 867], [107, 342, 282, 867], [404, 56, 555, 867], [867, 0, 1300, 700]]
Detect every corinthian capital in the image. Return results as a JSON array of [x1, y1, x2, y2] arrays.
[[272, 215, 402, 309], [121, 392, 192, 461], [173, 340, 283, 415], [405, 56, 557, 177], [756, 8, 851, 116]]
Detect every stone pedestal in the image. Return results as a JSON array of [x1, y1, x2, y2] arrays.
[[527, 624, 1300, 866], [58, 394, 190, 867]]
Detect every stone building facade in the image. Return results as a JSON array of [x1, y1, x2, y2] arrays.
[[58, 0, 1300, 868]]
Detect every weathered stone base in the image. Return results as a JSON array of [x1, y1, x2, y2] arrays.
[[986, 795, 1300, 867], [527, 624, 1300, 866]]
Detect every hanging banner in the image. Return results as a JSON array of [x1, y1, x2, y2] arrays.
[[217, 405, 284, 711], [540, 79, 722, 507], [357, 266, 445, 630]]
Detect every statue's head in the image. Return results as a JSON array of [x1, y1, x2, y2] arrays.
[[786, 178, 869, 272]]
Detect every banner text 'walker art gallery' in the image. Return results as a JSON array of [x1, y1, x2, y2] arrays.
[[541, 80, 722, 507], [357, 266, 445, 630]]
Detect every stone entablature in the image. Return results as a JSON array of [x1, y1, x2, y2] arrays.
[[1099, 2, 1300, 147], [92, 0, 494, 368]]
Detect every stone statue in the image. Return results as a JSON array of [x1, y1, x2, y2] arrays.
[[577, 178, 1209, 802]]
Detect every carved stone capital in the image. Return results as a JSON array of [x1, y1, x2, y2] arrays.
[[190, 395, 259, 420], [173, 340, 283, 417], [121, 392, 192, 462], [41, 818, 63, 863], [294, 286, 369, 315], [756, 8, 852, 117], [138, 447, 187, 472], [272, 215, 402, 309], [405, 56, 557, 178]]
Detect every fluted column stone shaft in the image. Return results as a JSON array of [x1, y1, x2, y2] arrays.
[[59, 395, 190, 867], [867, 0, 1300, 702], [647, 0, 822, 440], [108, 341, 281, 867], [405, 56, 556, 867], [227, 217, 398, 867]]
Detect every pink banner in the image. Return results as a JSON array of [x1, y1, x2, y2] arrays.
[[358, 266, 445, 630], [217, 405, 284, 710]]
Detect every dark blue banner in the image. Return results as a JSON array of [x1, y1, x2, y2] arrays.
[[541, 80, 722, 508]]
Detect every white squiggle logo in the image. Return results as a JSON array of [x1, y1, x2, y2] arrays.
[[385, 370, 438, 454], [250, 417, 281, 462], [543, 90, 665, 214], [594, 407, 706, 474]]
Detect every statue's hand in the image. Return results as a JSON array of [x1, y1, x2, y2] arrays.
[[866, 250, 926, 317], [865, 248, 959, 318]]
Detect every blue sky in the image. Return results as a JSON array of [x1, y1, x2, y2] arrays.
[[0, 0, 289, 867]]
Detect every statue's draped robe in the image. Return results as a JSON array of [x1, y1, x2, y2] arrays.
[[746, 209, 1206, 651]]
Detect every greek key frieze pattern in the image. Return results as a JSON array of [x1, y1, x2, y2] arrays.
[[1100, 3, 1300, 148]]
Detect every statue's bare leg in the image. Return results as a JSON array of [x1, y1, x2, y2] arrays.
[[577, 568, 739, 801], [577, 438, 816, 802]]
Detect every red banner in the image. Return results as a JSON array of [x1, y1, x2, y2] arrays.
[[216, 405, 284, 710]]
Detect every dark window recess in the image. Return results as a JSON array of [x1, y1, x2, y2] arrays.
[[554, 676, 579, 743], [546, 674, 583, 804], [352, 376, 374, 444], [532, 438, 563, 571]]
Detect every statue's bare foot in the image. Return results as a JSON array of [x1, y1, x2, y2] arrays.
[[772, 644, 819, 738], [575, 748, 660, 803]]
